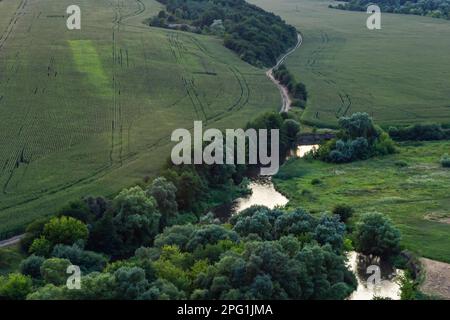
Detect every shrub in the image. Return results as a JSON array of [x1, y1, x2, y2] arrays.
[[441, 154, 450, 168], [20, 255, 45, 278], [29, 236, 52, 257], [43, 216, 89, 246], [354, 212, 401, 258], [394, 160, 408, 167], [388, 123, 445, 141], [332, 204, 354, 223], [40, 258, 72, 286], [0, 273, 33, 300]]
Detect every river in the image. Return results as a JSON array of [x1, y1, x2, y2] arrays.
[[214, 144, 403, 300]]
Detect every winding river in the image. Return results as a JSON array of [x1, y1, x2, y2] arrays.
[[215, 144, 403, 300]]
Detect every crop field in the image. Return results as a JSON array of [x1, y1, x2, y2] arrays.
[[0, 0, 280, 237], [275, 141, 450, 263], [250, 0, 450, 128]]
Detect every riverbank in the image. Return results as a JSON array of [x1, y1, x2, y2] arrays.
[[273, 140, 450, 264]]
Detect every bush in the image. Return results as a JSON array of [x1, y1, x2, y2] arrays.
[[51, 244, 108, 273], [43, 216, 89, 246], [354, 212, 401, 258], [441, 154, 450, 168], [332, 204, 354, 223], [0, 273, 32, 300], [20, 255, 45, 279], [40, 258, 72, 286], [317, 113, 396, 163], [388, 123, 446, 141], [29, 237, 52, 257], [394, 160, 408, 167]]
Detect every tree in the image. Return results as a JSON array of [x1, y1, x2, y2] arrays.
[[332, 204, 354, 223], [113, 186, 161, 257], [147, 177, 178, 231], [354, 212, 401, 258], [338, 112, 377, 140], [20, 255, 45, 279], [282, 119, 301, 149], [114, 267, 149, 300], [40, 258, 72, 286], [51, 244, 108, 273], [29, 236, 52, 256], [313, 214, 346, 252], [0, 273, 32, 300], [43, 216, 89, 246]]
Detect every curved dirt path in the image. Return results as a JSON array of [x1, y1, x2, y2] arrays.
[[266, 33, 303, 113], [0, 234, 24, 248]]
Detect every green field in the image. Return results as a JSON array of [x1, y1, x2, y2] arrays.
[[250, 0, 450, 127], [275, 141, 450, 263], [0, 0, 280, 237]]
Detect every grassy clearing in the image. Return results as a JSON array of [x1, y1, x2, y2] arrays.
[[250, 0, 450, 127], [0, 0, 280, 237], [274, 141, 450, 263]]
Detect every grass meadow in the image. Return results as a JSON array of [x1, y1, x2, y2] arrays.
[[0, 0, 280, 237], [275, 141, 450, 263], [250, 0, 450, 128]]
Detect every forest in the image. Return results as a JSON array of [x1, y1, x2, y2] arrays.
[[332, 0, 450, 20], [0, 112, 408, 300], [148, 0, 298, 67]]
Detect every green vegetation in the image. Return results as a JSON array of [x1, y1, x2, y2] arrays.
[[0, 0, 281, 238], [333, 0, 450, 20], [0, 245, 25, 276], [250, 0, 450, 127], [274, 140, 450, 263], [0, 273, 32, 300], [148, 0, 298, 67], [441, 154, 450, 167], [388, 123, 450, 141], [354, 212, 401, 258], [7, 205, 357, 300], [273, 65, 308, 108], [315, 113, 396, 163]]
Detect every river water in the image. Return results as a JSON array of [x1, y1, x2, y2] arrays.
[[214, 145, 317, 217], [214, 144, 402, 300], [347, 252, 403, 300]]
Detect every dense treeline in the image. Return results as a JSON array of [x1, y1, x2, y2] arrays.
[[273, 65, 308, 108], [314, 113, 396, 163], [6, 206, 362, 300], [0, 109, 414, 300], [332, 0, 450, 20], [388, 123, 450, 141], [149, 0, 298, 67]]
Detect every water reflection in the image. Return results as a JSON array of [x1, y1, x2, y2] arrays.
[[347, 251, 403, 300], [233, 177, 288, 213], [296, 144, 318, 158]]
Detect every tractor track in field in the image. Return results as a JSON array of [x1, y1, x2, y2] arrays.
[[304, 31, 353, 119], [0, 0, 28, 53], [0, 0, 294, 239]]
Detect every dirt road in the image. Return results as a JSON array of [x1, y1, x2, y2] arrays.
[[266, 33, 303, 113], [0, 234, 24, 248]]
